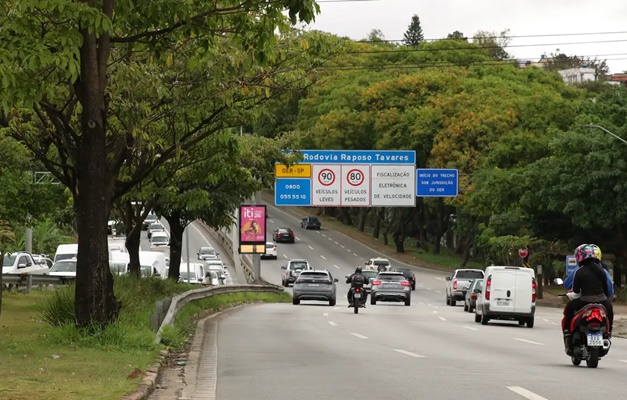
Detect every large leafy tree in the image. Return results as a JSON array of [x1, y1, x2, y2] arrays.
[[0, 0, 319, 328]]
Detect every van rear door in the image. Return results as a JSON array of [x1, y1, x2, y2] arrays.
[[489, 268, 517, 313], [513, 270, 533, 313]]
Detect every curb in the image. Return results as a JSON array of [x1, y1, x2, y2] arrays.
[[120, 349, 170, 400]]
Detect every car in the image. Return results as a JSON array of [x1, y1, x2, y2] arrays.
[[178, 263, 205, 284], [370, 272, 411, 306], [393, 268, 416, 290], [300, 216, 321, 230], [474, 266, 536, 327], [202, 270, 222, 286], [365, 257, 391, 272], [197, 246, 219, 260], [281, 259, 312, 286], [464, 278, 483, 313], [150, 231, 170, 248], [48, 259, 77, 279], [2, 252, 50, 275], [142, 212, 158, 230], [445, 269, 485, 306], [262, 242, 278, 259], [361, 269, 378, 292], [273, 227, 295, 243], [204, 259, 227, 273], [292, 270, 338, 306], [147, 222, 165, 239]]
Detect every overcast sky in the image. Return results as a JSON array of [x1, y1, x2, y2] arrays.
[[303, 0, 627, 74]]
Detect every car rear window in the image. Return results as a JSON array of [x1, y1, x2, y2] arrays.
[[377, 274, 405, 281], [265, 243, 274, 248], [290, 262, 308, 270], [298, 272, 330, 283], [456, 270, 484, 279], [373, 260, 390, 266], [362, 270, 377, 278], [279, 228, 292, 233]]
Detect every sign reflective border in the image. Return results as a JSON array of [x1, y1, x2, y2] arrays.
[[275, 164, 311, 178]]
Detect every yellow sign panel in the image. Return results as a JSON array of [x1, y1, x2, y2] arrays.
[[239, 244, 266, 254], [275, 164, 311, 178]]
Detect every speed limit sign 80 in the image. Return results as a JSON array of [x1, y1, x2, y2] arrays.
[[346, 169, 364, 186]]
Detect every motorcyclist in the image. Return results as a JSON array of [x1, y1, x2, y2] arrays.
[[346, 266, 368, 307], [562, 244, 614, 354]]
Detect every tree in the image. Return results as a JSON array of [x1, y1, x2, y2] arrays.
[[403, 15, 424, 47], [543, 50, 610, 80], [447, 31, 467, 41], [472, 29, 511, 60], [0, 0, 319, 328]]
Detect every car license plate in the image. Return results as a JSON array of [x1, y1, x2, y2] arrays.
[[354, 293, 361, 299], [587, 333, 603, 346], [496, 300, 510, 306], [308, 284, 319, 287]]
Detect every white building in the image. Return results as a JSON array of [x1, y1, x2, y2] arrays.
[[558, 68, 597, 84]]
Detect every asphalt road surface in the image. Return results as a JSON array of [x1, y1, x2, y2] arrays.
[[209, 202, 627, 400]]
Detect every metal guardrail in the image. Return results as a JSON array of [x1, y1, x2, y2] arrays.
[[153, 283, 284, 344], [2, 274, 70, 293], [200, 222, 255, 283]]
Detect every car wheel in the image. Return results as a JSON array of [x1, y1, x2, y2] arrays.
[[446, 295, 450, 305], [463, 302, 469, 312], [292, 297, 300, 305], [405, 297, 411, 306], [469, 305, 474, 313], [450, 299, 456, 307], [370, 297, 376, 305], [475, 312, 481, 323], [273, 255, 278, 260], [411, 283, 416, 290], [518, 320, 525, 326], [481, 313, 489, 325], [527, 317, 535, 328], [329, 299, 336, 306]]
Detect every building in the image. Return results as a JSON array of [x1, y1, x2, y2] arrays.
[[557, 68, 597, 84]]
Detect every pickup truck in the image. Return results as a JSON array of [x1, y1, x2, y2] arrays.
[[445, 269, 484, 307], [2, 252, 50, 275]]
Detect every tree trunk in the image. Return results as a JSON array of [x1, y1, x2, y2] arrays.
[[124, 225, 142, 278], [373, 208, 383, 239], [339, 207, 353, 225], [358, 208, 368, 232], [72, 7, 120, 328], [393, 232, 405, 253], [460, 243, 472, 267], [165, 212, 185, 280], [0, 250, 4, 320]]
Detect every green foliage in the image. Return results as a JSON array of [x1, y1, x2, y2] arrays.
[[403, 15, 424, 47]]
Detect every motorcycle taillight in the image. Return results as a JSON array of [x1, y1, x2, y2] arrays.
[[585, 308, 605, 322]]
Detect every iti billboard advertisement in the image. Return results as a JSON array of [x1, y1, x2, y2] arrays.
[[239, 205, 266, 245]]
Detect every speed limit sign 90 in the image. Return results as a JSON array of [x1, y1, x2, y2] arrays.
[[318, 169, 335, 186], [346, 169, 364, 186]]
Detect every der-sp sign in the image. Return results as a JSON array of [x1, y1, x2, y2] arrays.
[[275, 164, 311, 178]]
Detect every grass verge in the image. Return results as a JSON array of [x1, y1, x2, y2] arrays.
[[0, 276, 289, 400]]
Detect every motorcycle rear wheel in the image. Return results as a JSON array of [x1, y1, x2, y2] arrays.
[[586, 348, 599, 368]]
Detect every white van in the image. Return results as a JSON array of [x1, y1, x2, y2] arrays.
[[139, 251, 167, 278], [474, 266, 536, 328], [179, 262, 205, 284], [110, 250, 130, 276], [54, 244, 78, 262]]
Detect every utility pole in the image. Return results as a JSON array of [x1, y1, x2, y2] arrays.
[[27, 172, 60, 254]]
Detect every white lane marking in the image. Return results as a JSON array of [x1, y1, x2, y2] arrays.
[[347, 249, 351, 252], [353, 253, 359, 257], [350, 333, 368, 339], [322, 234, 327, 237], [323, 313, 329, 317], [308, 245, 314, 250], [328, 321, 337, 326], [419, 301, 425, 305], [269, 219, 275, 223], [393, 349, 425, 358], [507, 386, 549, 400], [333, 265, 340, 269], [328, 237, 333, 241], [418, 285, 424, 288], [334, 241, 339, 244], [283, 254, 288, 259], [295, 236, 301, 241], [435, 290, 441, 293], [463, 326, 478, 331], [542, 319, 549, 322], [341, 245, 345, 248], [316, 231, 321, 234], [619, 360, 627, 363], [514, 338, 544, 346], [551, 322, 558, 326], [432, 311, 438, 314], [438, 316, 447, 322], [426, 288, 432, 291], [320, 255, 327, 260]]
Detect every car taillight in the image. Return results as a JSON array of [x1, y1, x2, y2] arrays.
[[452, 279, 458, 290], [471, 293, 476, 299], [372, 280, 382, 286], [291, 233, 294, 237], [485, 277, 491, 300], [400, 280, 410, 287], [273, 247, 277, 251], [531, 280, 536, 302]]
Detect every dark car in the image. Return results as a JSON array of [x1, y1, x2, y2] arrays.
[[464, 279, 483, 313], [393, 268, 416, 290], [300, 216, 321, 230], [273, 228, 295, 243]]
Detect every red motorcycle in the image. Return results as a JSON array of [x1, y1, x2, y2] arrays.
[[559, 292, 611, 368]]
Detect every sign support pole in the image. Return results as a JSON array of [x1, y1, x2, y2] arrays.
[[252, 191, 262, 283]]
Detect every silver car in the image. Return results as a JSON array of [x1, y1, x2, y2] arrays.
[[370, 272, 411, 306], [292, 270, 338, 306]]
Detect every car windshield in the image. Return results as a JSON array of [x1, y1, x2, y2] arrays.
[[456, 270, 484, 279], [109, 262, 127, 275], [362, 270, 377, 279], [475, 280, 483, 290], [51, 261, 77, 272], [377, 274, 405, 281], [2, 254, 17, 267], [265, 243, 275, 248], [200, 247, 216, 255], [279, 229, 292, 233], [145, 214, 157, 222], [55, 253, 77, 262], [152, 236, 168, 244], [140, 265, 153, 277], [180, 271, 197, 280], [207, 264, 223, 271], [373, 260, 390, 266], [290, 262, 308, 270], [149, 223, 163, 230]]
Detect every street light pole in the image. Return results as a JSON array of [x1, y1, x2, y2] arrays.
[[580, 124, 627, 146]]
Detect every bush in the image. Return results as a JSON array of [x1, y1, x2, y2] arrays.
[[616, 286, 627, 304]]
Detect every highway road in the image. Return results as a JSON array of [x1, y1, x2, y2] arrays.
[[207, 202, 627, 400]]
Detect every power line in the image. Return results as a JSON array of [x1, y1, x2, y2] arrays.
[[355, 31, 627, 43], [346, 39, 627, 54]]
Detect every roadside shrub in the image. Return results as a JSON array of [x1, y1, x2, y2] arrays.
[[39, 284, 75, 326], [616, 286, 627, 304]]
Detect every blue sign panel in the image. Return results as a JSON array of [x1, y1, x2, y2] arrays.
[[283, 150, 416, 165], [416, 169, 459, 197], [275, 178, 311, 206], [565, 255, 578, 277]]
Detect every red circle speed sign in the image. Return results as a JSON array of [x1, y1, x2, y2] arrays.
[[518, 247, 529, 258], [318, 169, 335, 186], [346, 169, 365, 187]]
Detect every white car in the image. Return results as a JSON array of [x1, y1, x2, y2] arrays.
[[2, 252, 50, 275], [48, 259, 77, 278], [262, 242, 278, 259], [150, 231, 170, 247], [202, 270, 222, 286], [365, 257, 391, 272]]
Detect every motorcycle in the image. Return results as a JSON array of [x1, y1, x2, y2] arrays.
[[349, 287, 366, 314], [554, 278, 611, 368]]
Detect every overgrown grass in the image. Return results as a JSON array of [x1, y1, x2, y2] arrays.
[[617, 286, 627, 303], [1, 277, 291, 400]]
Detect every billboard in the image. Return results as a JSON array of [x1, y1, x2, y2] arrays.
[[239, 205, 266, 254]]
